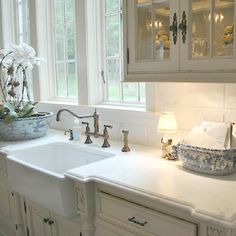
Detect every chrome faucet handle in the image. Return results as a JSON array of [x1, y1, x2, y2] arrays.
[[102, 125, 112, 148], [122, 130, 130, 152], [82, 122, 92, 144]]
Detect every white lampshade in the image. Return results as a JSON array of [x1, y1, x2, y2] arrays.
[[157, 112, 177, 134]]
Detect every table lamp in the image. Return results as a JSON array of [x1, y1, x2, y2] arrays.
[[157, 112, 177, 160]]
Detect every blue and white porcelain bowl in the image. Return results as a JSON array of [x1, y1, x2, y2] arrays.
[[0, 112, 53, 141], [178, 144, 236, 175]]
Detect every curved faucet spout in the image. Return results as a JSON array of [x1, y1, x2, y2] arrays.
[[56, 108, 100, 134], [56, 109, 81, 121]]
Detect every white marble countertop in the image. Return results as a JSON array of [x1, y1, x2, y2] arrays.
[[1, 130, 236, 227]]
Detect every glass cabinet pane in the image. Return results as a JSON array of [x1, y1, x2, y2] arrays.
[[136, 0, 170, 62], [153, 2, 170, 61], [190, 0, 235, 59], [214, 0, 234, 56], [137, 1, 152, 60], [191, 0, 211, 58]]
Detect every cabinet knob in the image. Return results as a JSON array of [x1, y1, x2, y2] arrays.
[[43, 218, 49, 223], [48, 219, 54, 226]]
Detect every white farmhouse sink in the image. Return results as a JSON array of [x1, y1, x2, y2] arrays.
[[6, 142, 115, 217]]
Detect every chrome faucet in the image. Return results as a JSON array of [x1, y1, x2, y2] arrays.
[[56, 108, 99, 134], [56, 108, 112, 147]]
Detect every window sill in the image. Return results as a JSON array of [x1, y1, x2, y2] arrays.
[[95, 103, 146, 112]]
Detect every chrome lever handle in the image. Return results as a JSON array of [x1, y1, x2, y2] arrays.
[[82, 122, 92, 144], [102, 125, 112, 148], [104, 124, 112, 129]]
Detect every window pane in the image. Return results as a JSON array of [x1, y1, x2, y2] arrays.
[[65, 0, 74, 23], [55, 0, 65, 61], [56, 63, 67, 97], [17, 0, 30, 43], [68, 63, 77, 97], [55, 0, 64, 24], [107, 59, 121, 100], [106, 15, 120, 57], [105, 0, 120, 13], [139, 83, 145, 102], [54, 0, 77, 98], [123, 83, 138, 101], [55, 26, 65, 60], [66, 25, 75, 60], [16, 0, 32, 99]]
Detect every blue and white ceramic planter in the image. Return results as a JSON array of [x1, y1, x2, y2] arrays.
[[178, 144, 236, 175], [0, 112, 53, 141]]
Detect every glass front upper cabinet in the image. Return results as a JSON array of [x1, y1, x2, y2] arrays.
[[125, 0, 236, 80], [180, 0, 236, 71], [126, 0, 179, 73]]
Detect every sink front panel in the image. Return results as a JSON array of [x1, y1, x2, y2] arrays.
[[6, 157, 76, 217]]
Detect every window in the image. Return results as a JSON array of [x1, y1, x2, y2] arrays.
[[15, 0, 30, 44], [53, 0, 77, 98], [15, 0, 34, 100], [2, 0, 148, 108], [103, 0, 145, 104]]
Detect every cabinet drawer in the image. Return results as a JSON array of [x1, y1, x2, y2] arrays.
[[97, 192, 197, 236]]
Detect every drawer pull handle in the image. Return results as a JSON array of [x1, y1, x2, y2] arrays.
[[128, 217, 148, 227]]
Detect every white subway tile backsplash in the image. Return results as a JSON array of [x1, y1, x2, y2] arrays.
[[225, 84, 236, 109], [157, 83, 224, 110]]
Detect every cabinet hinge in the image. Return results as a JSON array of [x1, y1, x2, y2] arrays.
[[27, 227, 30, 236], [127, 48, 129, 64], [24, 201, 27, 213]]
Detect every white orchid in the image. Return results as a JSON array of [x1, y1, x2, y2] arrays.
[[2, 43, 43, 71], [0, 43, 44, 123]]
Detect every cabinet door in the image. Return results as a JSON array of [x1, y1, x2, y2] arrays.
[[0, 185, 11, 220], [51, 217, 80, 236], [126, 0, 180, 74], [180, 0, 236, 71], [25, 200, 51, 236]]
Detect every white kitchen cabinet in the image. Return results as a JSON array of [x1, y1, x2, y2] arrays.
[[0, 151, 24, 236], [25, 199, 81, 236], [95, 191, 197, 236], [124, 0, 236, 82], [125, 0, 180, 73]]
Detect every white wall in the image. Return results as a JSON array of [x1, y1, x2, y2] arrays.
[[38, 82, 236, 148]]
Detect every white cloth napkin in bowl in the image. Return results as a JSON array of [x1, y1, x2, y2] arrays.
[[181, 121, 229, 149]]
